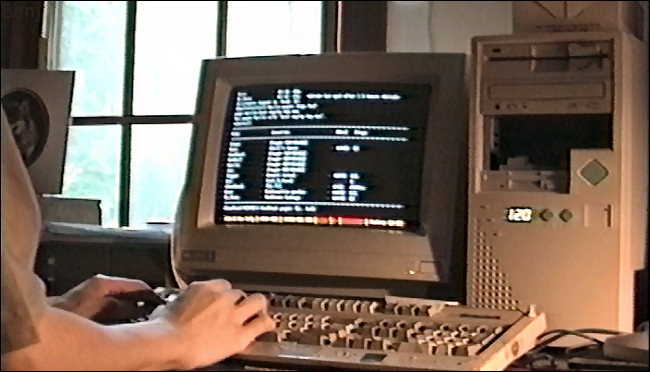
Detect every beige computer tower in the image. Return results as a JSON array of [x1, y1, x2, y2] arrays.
[[466, 31, 648, 334]]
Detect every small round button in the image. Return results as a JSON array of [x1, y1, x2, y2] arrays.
[[539, 209, 553, 221]]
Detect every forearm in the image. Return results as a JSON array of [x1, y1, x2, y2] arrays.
[[2, 306, 187, 371]]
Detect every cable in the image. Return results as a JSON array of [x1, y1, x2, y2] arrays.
[[517, 328, 626, 370], [426, 1, 435, 53], [534, 328, 623, 350]]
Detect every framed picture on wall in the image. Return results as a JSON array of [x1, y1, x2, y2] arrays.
[[1, 69, 75, 195]]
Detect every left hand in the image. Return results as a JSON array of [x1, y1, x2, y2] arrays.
[[49, 274, 165, 322]]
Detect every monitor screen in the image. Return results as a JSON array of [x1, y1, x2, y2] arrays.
[[172, 53, 468, 301], [216, 82, 431, 231]]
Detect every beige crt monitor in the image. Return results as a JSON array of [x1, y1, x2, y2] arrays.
[[171, 53, 469, 302], [466, 31, 648, 333]]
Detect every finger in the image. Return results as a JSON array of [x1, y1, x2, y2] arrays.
[[242, 314, 276, 343], [93, 275, 155, 297], [169, 283, 239, 323], [185, 279, 232, 296], [219, 289, 247, 305], [235, 294, 268, 324], [202, 279, 232, 293]]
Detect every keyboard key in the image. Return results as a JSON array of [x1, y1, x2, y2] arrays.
[[397, 342, 422, 353]]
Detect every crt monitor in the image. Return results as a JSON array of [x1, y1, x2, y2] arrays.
[[171, 52, 468, 302]]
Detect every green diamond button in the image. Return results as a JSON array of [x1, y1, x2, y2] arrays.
[[579, 160, 608, 186], [559, 209, 573, 222], [539, 209, 553, 221]]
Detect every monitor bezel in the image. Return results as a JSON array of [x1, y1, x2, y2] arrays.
[[172, 53, 468, 301]]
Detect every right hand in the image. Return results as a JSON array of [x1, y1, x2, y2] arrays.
[[149, 279, 275, 369]]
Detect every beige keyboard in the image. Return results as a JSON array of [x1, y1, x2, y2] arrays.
[[153, 288, 546, 370]]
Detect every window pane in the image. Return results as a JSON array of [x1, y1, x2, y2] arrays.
[[129, 124, 192, 227], [226, 1, 323, 58], [53, 1, 126, 116], [133, 1, 219, 116], [61, 125, 121, 227]]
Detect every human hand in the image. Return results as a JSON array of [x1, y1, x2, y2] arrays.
[[49, 274, 164, 322], [149, 279, 275, 369]]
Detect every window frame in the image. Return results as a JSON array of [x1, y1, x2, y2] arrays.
[[44, 0, 342, 227]]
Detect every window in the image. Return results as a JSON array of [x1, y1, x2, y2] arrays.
[[46, 1, 331, 227]]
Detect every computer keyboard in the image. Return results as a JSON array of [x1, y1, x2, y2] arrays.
[[262, 293, 506, 356], [152, 288, 546, 370]]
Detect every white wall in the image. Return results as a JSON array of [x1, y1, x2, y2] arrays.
[[386, 1, 434, 53], [387, 1, 649, 54], [387, 1, 512, 54]]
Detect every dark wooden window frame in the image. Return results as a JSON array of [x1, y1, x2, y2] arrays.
[[2, 0, 388, 226]]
